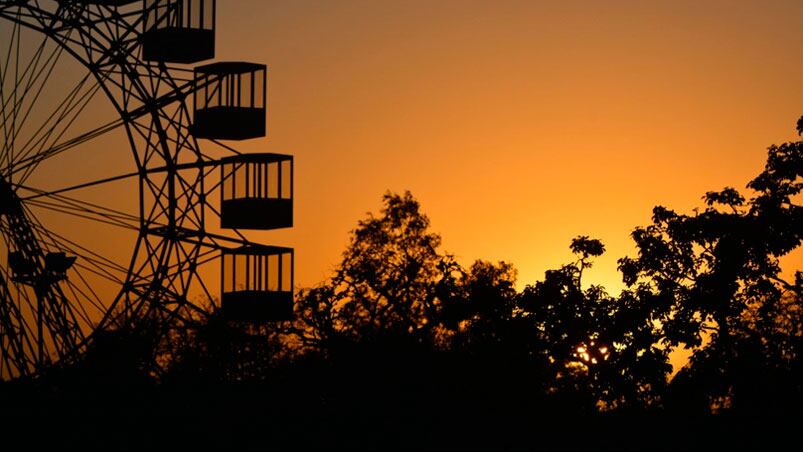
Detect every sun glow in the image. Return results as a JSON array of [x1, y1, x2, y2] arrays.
[[575, 341, 611, 366]]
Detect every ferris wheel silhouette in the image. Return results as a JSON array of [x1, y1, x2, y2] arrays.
[[0, 0, 294, 380]]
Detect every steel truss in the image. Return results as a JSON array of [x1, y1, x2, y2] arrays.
[[0, 0, 275, 380]]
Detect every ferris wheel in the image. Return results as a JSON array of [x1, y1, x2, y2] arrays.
[[0, 0, 294, 380]]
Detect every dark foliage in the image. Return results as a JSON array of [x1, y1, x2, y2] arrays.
[[618, 117, 802, 414], [3, 117, 801, 448]]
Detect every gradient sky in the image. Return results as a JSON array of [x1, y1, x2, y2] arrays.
[[2, 0, 801, 377], [218, 0, 803, 292]]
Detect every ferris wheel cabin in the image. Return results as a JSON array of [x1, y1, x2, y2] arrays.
[[142, 0, 215, 63], [221, 246, 294, 322], [219, 153, 293, 230], [193, 62, 266, 140]]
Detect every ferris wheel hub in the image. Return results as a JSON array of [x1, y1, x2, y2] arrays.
[[0, 178, 75, 286], [0, 178, 20, 216]]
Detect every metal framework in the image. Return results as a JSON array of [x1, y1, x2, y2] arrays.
[[0, 0, 291, 380]]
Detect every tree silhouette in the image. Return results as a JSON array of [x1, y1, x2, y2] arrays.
[[618, 117, 802, 413], [293, 191, 460, 354], [518, 236, 669, 411], [164, 313, 287, 384], [442, 259, 519, 347]]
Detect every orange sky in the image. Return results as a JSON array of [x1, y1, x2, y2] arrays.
[[218, 0, 803, 292], [2, 0, 801, 379]]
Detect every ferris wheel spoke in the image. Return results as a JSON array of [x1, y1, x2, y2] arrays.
[[26, 199, 140, 231], [2, 68, 102, 181], [0, 13, 21, 169], [10, 111, 124, 179], [5, 4, 107, 55], [57, 278, 95, 328], [191, 246, 227, 302], [0, 276, 38, 352], [0, 10, 90, 173], [125, 86, 195, 135], [24, 216, 131, 278], [0, 316, 36, 376], [14, 80, 103, 184], [79, 5, 134, 38], [128, 237, 220, 291], [16, 171, 139, 204], [104, 6, 149, 30], [22, 217, 129, 328], [144, 178, 171, 224], [73, 260, 126, 287], [0, 267, 37, 374], [3, 67, 91, 163], [82, 5, 118, 39], [165, 243, 196, 297], [0, 221, 51, 321], [61, 275, 106, 324], [15, 217, 89, 348], [20, 210, 132, 299], [158, 245, 214, 296], [182, 230, 251, 252], [24, 187, 141, 225], [0, 242, 85, 363], [1, 32, 67, 165], [16, 156, 222, 205], [185, 248, 224, 314]]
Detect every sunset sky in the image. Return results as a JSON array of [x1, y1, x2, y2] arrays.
[[1, 0, 802, 386], [6, 0, 802, 304], [223, 0, 803, 292]]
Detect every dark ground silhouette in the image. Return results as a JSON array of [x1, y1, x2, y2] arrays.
[[2, 118, 801, 450]]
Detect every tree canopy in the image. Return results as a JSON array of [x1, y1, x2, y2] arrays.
[[11, 118, 800, 433], [152, 118, 803, 417]]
